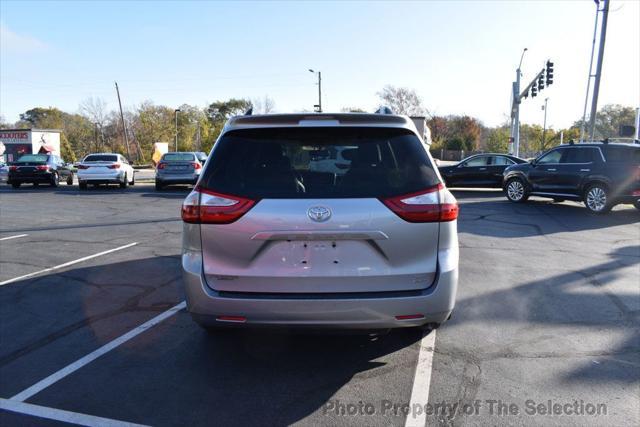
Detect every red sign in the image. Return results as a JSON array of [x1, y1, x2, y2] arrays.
[[0, 131, 29, 140]]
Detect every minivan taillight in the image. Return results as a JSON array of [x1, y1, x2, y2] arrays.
[[381, 183, 459, 223], [182, 187, 256, 224]]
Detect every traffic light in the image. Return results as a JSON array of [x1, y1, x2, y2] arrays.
[[546, 60, 554, 85], [538, 74, 545, 90], [531, 84, 538, 97]]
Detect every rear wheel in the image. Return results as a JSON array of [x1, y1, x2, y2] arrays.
[[155, 180, 164, 191], [11, 182, 21, 189], [634, 201, 640, 210], [119, 173, 128, 189], [505, 178, 529, 203], [50, 172, 59, 188], [130, 173, 135, 186], [79, 182, 88, 190], [66, 173, 74, 185], [584, 183, 612, 214]]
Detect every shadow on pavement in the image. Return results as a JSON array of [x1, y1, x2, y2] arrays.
[[452, 245, 640, 384]]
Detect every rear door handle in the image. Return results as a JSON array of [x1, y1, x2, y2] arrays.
[[546, 168, 557, 171], [479, 168, 487, 171], [580, 169, 591, 172]]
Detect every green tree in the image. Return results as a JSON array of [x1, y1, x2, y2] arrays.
[[206, 98, 251, 123], [485, 126, 511, 153], [573, 104, 636, 139]]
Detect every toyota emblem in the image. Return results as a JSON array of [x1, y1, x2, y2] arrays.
[[308, 206, 331, 222]]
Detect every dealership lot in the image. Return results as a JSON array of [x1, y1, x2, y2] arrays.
[[0, 185, 638, 426]]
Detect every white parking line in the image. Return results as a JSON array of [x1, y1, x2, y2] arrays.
[[404, 330, 436, 427], [11, 301, 186, 402], [0, 234, 28, 241], [0, 242, 138, 287], [0, 398, 149, 427]]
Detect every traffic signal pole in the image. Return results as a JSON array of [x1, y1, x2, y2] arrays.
[[510, 57, 553, 157]]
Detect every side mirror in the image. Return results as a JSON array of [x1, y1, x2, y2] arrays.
[[529, 159, 537, 166]]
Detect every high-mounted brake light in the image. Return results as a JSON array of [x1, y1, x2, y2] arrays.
[[181, 186, 256, 224], [381, 183, 458, 223]]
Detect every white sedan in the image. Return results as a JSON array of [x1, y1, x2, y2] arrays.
[[77, 153, 135, 190]]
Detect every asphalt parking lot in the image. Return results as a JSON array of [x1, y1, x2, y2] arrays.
[[0, 184, 638, 426]]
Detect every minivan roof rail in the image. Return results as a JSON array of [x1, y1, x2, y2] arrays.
[[375, 106, 394, 115]]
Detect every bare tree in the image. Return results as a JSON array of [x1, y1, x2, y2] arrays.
[[80, 97, 108, 150], [251, 95, 276, 114], [376, 85, 428, 116]]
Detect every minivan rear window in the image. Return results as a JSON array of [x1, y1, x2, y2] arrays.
[[163, 153, 195, 161], [84, 155, 118, 162], [200, 127, 438, 199]]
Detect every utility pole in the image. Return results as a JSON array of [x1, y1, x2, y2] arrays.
[[174, 109, 181, 151], [580, 1, 600, 142], [588, 0, 610, 141], [308, 69, 322, 112], [115, 82, 132, 159], [541, 98, 549, 151], [635, 108, 640, 140]]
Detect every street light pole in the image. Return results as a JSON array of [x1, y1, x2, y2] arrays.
[[308, 69, 322, 112], [542, 97, 549, 151], [174, 109, 181, 151], [588, 0, 610, 141]]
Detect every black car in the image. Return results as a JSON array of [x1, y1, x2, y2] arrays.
[[438, 153, 526, 188], [8, 154, 74, 188], [503, 142, 640, 214]]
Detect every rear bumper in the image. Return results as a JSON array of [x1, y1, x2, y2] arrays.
[[182, 251, 458, 329], [8, 172, 53, 183], [78, 171, 124, 183], [156, 174, 199, 184]]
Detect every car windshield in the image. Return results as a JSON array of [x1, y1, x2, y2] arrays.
[[84, 155, 118, 162], [163, 153, 195, 161], [16, 154, 48, 163], [200, 127, 439, 199]]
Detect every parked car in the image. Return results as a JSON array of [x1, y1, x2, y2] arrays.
[[503, 142, 640, 213], [438, 153, 526, 188], [155, 152, 203, 190], [181, 112, 459, 331], [7, 154, 74, 188], [0, 162, 8, 184], [195, 152, 208, 164], [76, 153, 135, 190]]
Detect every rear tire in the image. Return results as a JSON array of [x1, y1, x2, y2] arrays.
[[155, 181, 164, 191], [505, 178, 529, 203], [66, 173, 74, 185], [50, 172, 59, 188], [79, 182, 88, 190], [11, 182, 21, 189], [634, 201, 640, 210], [584, 183, 612, 214], [130, 173, 135, 186], [119, 173, 128, 189]]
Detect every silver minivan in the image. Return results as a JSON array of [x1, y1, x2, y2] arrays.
[[181, 113, 459, 330]]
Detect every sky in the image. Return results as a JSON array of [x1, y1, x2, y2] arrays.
[[1, 0, 639, 130]]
